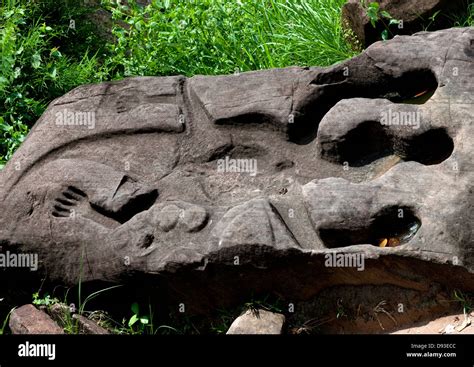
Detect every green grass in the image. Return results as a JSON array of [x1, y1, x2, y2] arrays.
[[450, 1, 474, 27], [104, 0, 356, 77], [0, 307, 15, 335], [453, 290, 473, 315]]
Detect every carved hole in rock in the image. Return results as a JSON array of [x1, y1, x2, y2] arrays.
[[383, 69, 438, 104], [290, 68, 438, 145], [139, 233, 154, 249], [371, 207, 421, 247], [318, 206, 421, 248], [330, 121, 393, 167], [397, 128, 454, 165]]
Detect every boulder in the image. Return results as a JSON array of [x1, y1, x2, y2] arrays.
[[9, 304, 64, 334], [0, 28, 472, 314]]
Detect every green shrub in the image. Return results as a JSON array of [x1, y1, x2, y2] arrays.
[[0, 0, 103, 167]]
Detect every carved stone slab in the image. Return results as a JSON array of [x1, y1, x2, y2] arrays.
[[0, 28, 472, 310]]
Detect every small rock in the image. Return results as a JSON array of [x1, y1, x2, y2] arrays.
[[72, 314, 110, 334], [226, 309, 285, 334], [9, 304, 64, 334]]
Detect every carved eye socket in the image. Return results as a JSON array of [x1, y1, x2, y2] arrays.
[[318, 206, 421, 249], [290, 68, 438, 146], [383, 69, 438, 104], [319, 122, 454, 168]]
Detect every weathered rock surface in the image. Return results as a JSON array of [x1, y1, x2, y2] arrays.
[[9, 304, 64, 334], [227, 309, 285, 334], [72, 314, 110, 335], [0, 28, 473, 313], [342, 0, 468, 47]]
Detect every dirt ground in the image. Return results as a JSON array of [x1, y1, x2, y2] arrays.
[[391, 312, 474, 334]]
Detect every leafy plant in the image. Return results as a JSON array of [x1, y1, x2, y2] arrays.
[[115, 301, 179, 335], [423, 10, 442, 31], [362, 1, 400, 40], [126, 302, 152, 334], [32, 292, 60, 307]]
